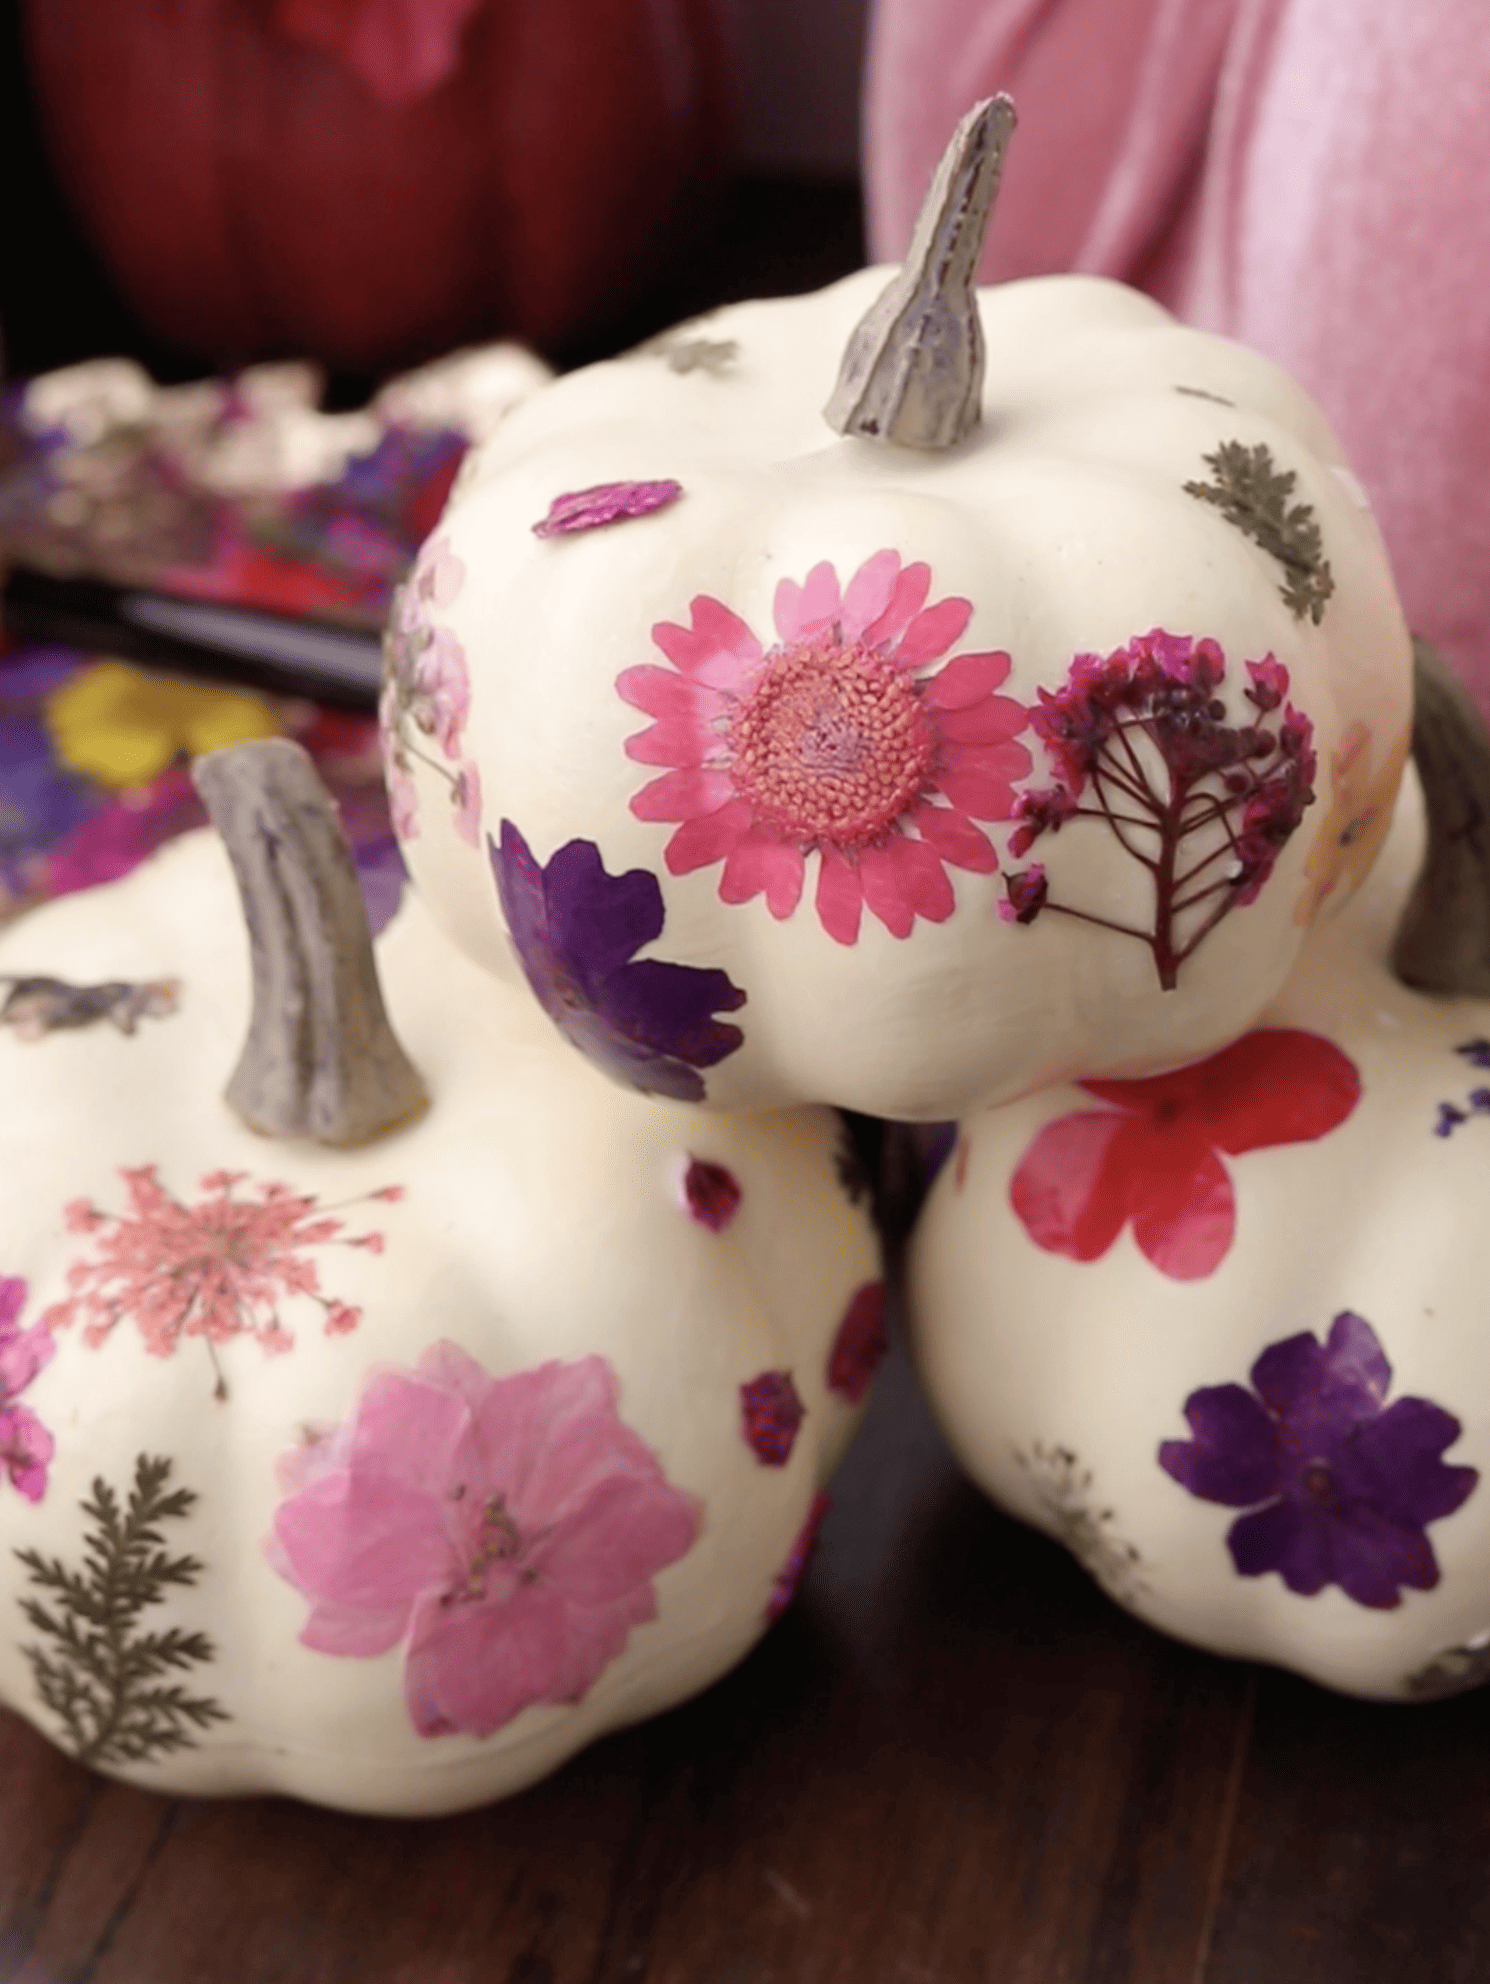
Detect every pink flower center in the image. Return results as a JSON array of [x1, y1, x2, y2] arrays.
[[447, 1492, 539, 1603], [726, 638, 936, 848]]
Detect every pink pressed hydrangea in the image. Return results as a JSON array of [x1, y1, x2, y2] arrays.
[[268, 1344, 702, 1739], [618, 551, 1032, 945]]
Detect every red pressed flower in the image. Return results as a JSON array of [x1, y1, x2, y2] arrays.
[[765, 1491, 832, 1622], [618, 550, 1032, 945], [1009, 1029, 1361, 1281]]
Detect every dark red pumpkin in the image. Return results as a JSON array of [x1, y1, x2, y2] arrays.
[[22, 0, 734, 371]]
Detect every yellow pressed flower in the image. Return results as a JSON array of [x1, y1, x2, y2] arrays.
[[44, 660, 279, 791]]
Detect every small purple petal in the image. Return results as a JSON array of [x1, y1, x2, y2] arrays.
[[1227, 1496, 1329, 1593], [533, 481, 683, 538], [740, 1372, 805, 1467], [1348, 1398, 1480, 1528], [1159, 1384, 1285, 1507], [681, 1158, 741, 1232], [543, 836, 664, 983]]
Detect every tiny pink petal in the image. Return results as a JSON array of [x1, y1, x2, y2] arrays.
[[741, 1371, 806, 1466], [909, 800, 998, 873], [923, 650, 1014, 708], [631, 767, 736, 822], [616, 664, 728, 725], [935, 763, 1024, 821], [766, 1491, 831, 1622], [451, 762, 482, 847], [815, 845, 864, 945], [861, 562, 932, 647], [839, 550, 903, 637], [653, 601, 762, 686], [0, 1405, 53, 1503], [533, 480, 682, 538], [860, 835, 954, 935], [664, 799, 756, 874], [891, 595, 973, 667], [773, 560, 843, 641], [719, 833, 805, 918]]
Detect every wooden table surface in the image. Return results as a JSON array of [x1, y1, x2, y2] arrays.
[[3, 1325, 1489, 1984]]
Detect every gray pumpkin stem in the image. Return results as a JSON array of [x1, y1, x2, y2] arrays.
[[1392, 636, 1490, 995], [824, 93, 1016, 450], [191, 739, 426, 1145]]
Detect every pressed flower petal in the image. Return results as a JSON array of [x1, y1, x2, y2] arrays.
[[741, 1371, 806, 1465], [274, 1472, 451, 1616], [862, 562, 931, 647], [682, 1158, 742, 1231], [404, 1582, 580, 1737], [766, 1491, 832, 1622], [542, 838, 665, 980], [615, 663, 728, 725], [909, 801, 997, 873], [815, 845, 863, 945], [1327, 1504, 1440, 1608], [663, 800, 756, 874], [1009, 1110, 1132, 1262], [653, 602, 761, 687], [1227, 1497, 1330, 1593], [630, 767, 737, 822], [624, 718, 716, 769], [1160, 1385, 1286, 1506], [719, 833, 805, 918], [533, 480, 682, 537], [935, 764, 1024, 821], [826, 1282, 888, 1403], [892, 595, 973, 667], [600, 958, 746, 1072], [1192, 1031, 1361, 1155], [1123, 1129, 1236, 1281], [839, 550, 903, 637], [534, 1473, 701, 1605], [935, 697, 1031, 746], [862, 834, 955, 934], [1349, 1397, 1480, 1528], [350, 1369, 472, 1493], [923, 650, 1013, 709], [774, 561, 842, 641]]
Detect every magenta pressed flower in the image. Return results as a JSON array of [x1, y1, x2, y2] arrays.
[[1003, 630, 1317, 988], [618, 550, 1032, 944], [826, 1281, 888, 1403], [0, 1276, 55, 1503], [268, 1343, 701, 1738], [740, 1371, 805, 1466], [490, 819, 746, 1102], [680, 1157, 741, 1232], [1159, 1312, 1478, 1608], [533, 481, 682, 537]]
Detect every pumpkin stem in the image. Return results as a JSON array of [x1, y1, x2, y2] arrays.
[[824, 93, 1015, 451], [1392, 636, 1490, 995], [191, 738, 426, 1145]]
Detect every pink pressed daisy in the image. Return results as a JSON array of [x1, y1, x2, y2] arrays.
[[617, 551, 1032, 945]]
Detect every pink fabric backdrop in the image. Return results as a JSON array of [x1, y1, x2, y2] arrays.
[[864, 0, 1490, 720]]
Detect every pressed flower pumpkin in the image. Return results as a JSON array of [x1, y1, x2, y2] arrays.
[[386, 102, 1413, 1119], [0, 743, 883, 1812], [906, 651, 1490, 1698]]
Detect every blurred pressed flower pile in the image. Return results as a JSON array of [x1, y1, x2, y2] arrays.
[[0, 343, 549, 930]]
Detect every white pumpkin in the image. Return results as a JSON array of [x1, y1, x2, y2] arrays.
[[383, 101, 1412, 1121], [906, 653, 1490, 1700], [0, 746, 883, 1814]]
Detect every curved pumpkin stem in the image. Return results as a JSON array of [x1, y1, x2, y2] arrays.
[[192, 738, 426, 1145], [1392, 636, 1490, 995], [824, 94, 1015, 451]]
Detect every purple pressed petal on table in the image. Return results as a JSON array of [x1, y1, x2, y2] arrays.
[[740, 1371, 805, 1467], [533, 481, 683, 538]]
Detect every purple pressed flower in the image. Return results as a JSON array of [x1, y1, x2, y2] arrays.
[[1160, 1311, 1478, 1609], [680, 1158, 741, 1232], [1457, 1039, 1490, 1071], [740, 1371, 805, 1466], [533, 481, 683, 538], [490, 820, 745, 1102], [766, 1491, 832, 1622], [826, 1281, 888, 1404]]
